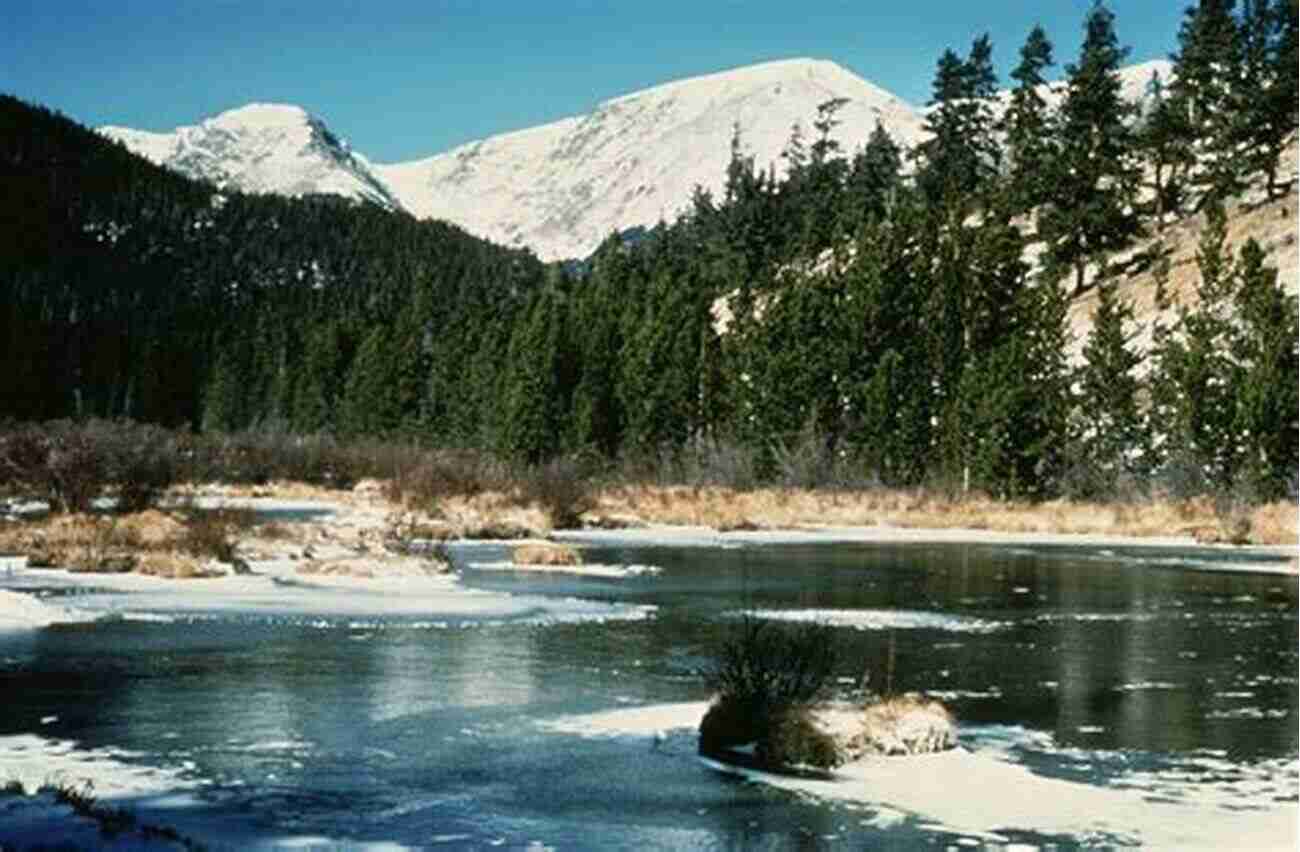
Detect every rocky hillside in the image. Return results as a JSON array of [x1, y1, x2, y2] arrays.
[[1066, 146, 1299, 365]]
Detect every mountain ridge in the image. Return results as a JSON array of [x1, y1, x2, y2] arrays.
[[100, 57, 1171, 261]]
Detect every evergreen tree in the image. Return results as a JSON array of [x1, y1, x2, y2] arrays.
[[1230, 237, 1299, 498], [1041, 1, 1142, 294], [569, 253, 628, 456], [201, 345, 248, 433], [292, 321, 347, 433], [1002, 25, 1057, 218], [1148, 204, 1243, 492], [1236, 0, 1299, 198], [1138, 70, 1196, 230], [498, 281, 575, 464], [337, 325, 403, 438], [915, 36, 1001, 206], [1067, 279, 1150, 498], [844, 121, 903, 229], [1170, 0, 1246, 201]]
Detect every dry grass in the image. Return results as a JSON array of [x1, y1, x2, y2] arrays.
[[0, 505, 255, 577], [1250, 503, 1300, 546], [589, 484, 1297, 545], [856, 693, 957, 757], [512, 542, 582, 566], [135, 551, 222, 579]]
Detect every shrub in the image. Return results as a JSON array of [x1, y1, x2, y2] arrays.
[[859, 694, 957, 756], [178, 506, 256, 562], [0, 419, 177, 513], [524, 456, 596, 529], [0, 422, 48, 499], [42, 420, 109, 513], [756, 707, 843, 770], [388, 448, 502, 506], [706, 616, 837, 713], [96, 421, 177, 511], [698, 693, 760, 754], [700, 616, 838, 762]]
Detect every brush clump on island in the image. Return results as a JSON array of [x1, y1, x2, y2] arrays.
[[697, 617, 956, 777]]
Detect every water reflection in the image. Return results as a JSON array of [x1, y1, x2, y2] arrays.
[[0, 540, 1293, 847]]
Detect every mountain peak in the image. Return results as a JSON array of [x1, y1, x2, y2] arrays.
[[206, 102, 315, 132], [100, 102, 398, 208], [377, 57, 928, 259]]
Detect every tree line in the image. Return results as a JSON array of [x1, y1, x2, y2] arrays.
[[1, 0, 1296, 502]]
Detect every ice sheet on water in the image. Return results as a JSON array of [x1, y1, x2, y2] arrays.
[[538, 703, 1298, 849], [734, 607, 1010, 634], [0, 562, 654, 627], [0, 589, 94, 632], [467, 560, 662, 579]]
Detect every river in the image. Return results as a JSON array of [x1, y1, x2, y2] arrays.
[[1, 536, 1296, 849]]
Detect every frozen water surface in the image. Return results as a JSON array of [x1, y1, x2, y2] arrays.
[[0, 535, 1294, 848]]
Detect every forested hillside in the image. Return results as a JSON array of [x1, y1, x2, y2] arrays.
[[2, 1, 1296, 504], [0, 95, 546, 436]]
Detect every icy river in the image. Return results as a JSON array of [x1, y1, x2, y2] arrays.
[[1, 532, 1297, 849]]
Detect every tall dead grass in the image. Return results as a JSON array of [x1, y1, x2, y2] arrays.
[[590, 485, 1297, 545]]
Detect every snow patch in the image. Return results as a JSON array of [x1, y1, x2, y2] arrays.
[[0, 589, 92, 632]]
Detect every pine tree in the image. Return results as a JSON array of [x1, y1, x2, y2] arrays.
[[800, 97, 851, 251], [292, 321, 346, 433], [569, 258, 627, 456], [1002, 25, 1057, 218], [201, 345, 247, 433], [1236, 0, 1299, 198], [498, 280, 575, 463], [1041, 1, 1142, 294], [1137, 70, 1196, 230], [845, 121, 902, 229], [1148, 203, 1243, 493], [915, 37, 1001, 206], [1230, 238, 1299, 499], [337, 325, 403, 438], [1170, 0, 1246, 201], [1067, 279, 1150, 498]]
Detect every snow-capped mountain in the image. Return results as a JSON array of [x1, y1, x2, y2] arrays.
[[100, 103, 401, 210], [101, 57, 1173, 261], [376, 58, 928, 261]]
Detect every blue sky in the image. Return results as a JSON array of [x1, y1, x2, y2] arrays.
[[5, 1, 1187, 163]]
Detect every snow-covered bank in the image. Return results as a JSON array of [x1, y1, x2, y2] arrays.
[[0, 558, 654, 627], [540, 702, 1299, 850]]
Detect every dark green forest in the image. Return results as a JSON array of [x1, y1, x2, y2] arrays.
[[2, 1, 1296, 501]]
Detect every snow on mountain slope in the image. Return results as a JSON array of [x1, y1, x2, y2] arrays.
[[100, 103, 401, 210], [982, 58, 1173, 119], [374, 58, 928, 260], [99, 58, 1176, 262]]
